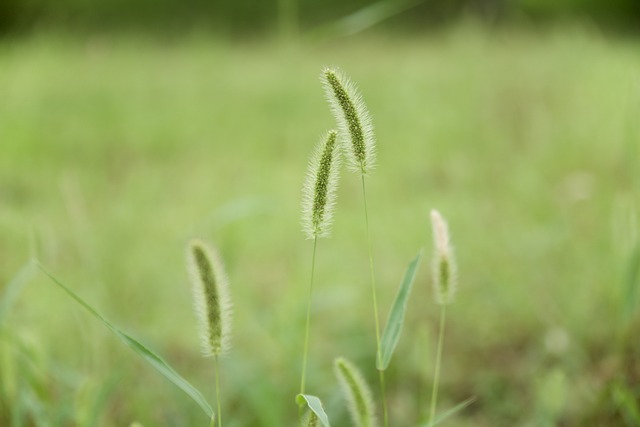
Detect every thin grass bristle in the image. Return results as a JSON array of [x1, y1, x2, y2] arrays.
[[322, 67, 376, 175], [430, 210, 457, 305], [302, 129, 341, 239], [187, 239, 232, 357], [334, 357, 377, 427]]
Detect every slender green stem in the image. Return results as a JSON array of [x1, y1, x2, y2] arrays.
[[378, 369, 388, 427], [428, 304, 447, 426], [214, 356, 222, 427], [300, 236, 318, 396], [360, 173, 388, 427]]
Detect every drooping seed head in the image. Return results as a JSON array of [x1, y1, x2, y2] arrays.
[[186, 239, 232, 357], [322, 67, 376, 176], [430, 210, 457, 305], [302, 130, 341, 239], [334, 357, 377, 427]]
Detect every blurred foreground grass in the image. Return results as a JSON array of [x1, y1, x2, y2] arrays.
[[1, 26, 640, 426]]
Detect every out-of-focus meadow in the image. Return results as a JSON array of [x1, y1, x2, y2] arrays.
[[1, 1, 640, 425]]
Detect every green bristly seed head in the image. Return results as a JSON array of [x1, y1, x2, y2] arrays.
[[430, 210, 458, 305], [334, 357, 377, 427], [302, 130, 341, 239], [187, 239, 232, 357], [322, 68, 376, 176], [301, 411, 319, 427]]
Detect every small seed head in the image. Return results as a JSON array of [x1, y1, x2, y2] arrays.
[[322, 67, 376, 176], [301, 411, 319, 427], [430, 210, 457, 305], [302, 130, 341, 239], [334, 357, 377, 427], [186, 239, 232, 357]]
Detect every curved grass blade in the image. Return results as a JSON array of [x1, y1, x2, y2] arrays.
[[420, 397, 476, 427], [377, 251, 422, 370], [0, 259, 38, 325], [307, 0, 424, 40], [296, 394, 331, 427], [37, 263, 214, 419]]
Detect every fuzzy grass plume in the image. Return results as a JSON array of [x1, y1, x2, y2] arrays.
[[430, 210, 457, 305], [302, 129, 341, 239], [334, 357, 377, 427], [187, 239, 232, 357], [427, 209, 457, 426], [323, 66, 386, 426], [322, 68, 376, 175], [301, 411, 320, 427], [299, 130, 341, 399]]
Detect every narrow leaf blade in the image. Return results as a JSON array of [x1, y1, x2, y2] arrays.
[[37, 263, 214, 419], [307, 0, 424, 40], [421, 397, 476, 427], [296, 394, 331, 427], [377, 250, 423, 370]]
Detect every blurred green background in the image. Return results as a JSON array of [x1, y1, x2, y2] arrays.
[[1, 0, 640, 426], [1, 0, 640, 35]]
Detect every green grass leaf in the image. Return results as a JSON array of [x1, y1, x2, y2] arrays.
[[0, 259, 38, 325], [296, 394, 331, 427], [37, 263, 215, 419], [420, 397, 476, 427], [377, 250, 422, 370]]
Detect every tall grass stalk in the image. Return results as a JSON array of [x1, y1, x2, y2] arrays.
[[427, 210, 457, 426], [300, 130, 341, 397], [213, 357, 221, 427], [322, 67, 387, 427], [361, 173, 387, 427], [300, 236, 318, 396], [428, 304, 446, 426], [187, 240, 232, 427]]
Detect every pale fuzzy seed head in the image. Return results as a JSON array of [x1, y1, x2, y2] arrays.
[[302, 130, 341, 239], [430, 210, 457, 305], [334, 357, 377, 427], [186, 239, 232, 357], [321, 67, 376, 176]]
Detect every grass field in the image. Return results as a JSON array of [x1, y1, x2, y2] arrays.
[[1, 25, 640, 426]]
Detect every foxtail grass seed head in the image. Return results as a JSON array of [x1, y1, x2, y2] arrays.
[[302, 130, 341, 239], [301, 411, 319, 427], [334, 357, 377, 427], [322, 68, 376, 175], [187, 239, 232, 357], [430, 210, 457, 305]]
